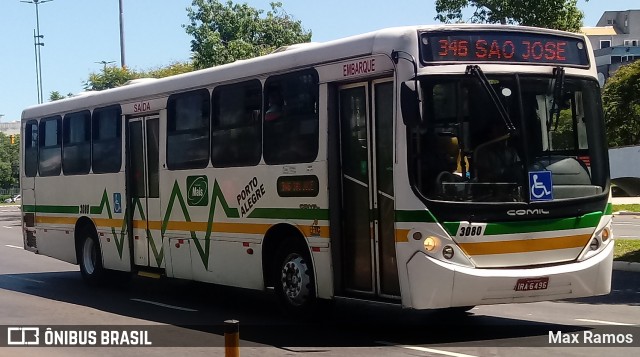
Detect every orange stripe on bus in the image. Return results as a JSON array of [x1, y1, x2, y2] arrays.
[[162, 221, 270, 234], [33, 216, 330, 238], [35, 216, 76, 225], [395, 229, 410, 242], [163, 221, 208, 231], [146, 220, 330, 238], [458, 234, 591, 256], [92, 218, 124, 227]]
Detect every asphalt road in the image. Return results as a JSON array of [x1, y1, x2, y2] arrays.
[[0, 206, 638, 356], [613, 214, 640, 240]]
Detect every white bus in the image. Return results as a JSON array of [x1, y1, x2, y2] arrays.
[[21, 24, 613, 314]]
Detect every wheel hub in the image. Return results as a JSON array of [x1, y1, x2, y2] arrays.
[[281, 255, 310, 306], [82, 238, 96, 275]]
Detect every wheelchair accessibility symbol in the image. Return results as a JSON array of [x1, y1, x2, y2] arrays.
[[529, 171, 553, 201]]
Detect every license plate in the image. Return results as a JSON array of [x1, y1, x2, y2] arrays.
[[514, 277, 549, 291]]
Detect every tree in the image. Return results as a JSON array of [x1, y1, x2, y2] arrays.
[[602, 60, 640, 147], [144, 61, 195, 78], [0, 132, 20, 189], [185, 0, 312, 69], [84, 66, 138, 91], [434, 0, 585, 32], [49, 91, 66, 101], [49, 91, 74, 101], [83, 62, 194, 91]]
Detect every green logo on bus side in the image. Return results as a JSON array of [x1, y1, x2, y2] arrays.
[[187, 175, 209, 206]]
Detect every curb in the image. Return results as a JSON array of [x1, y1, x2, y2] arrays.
[[613, 261, 640, 272], [613, 211, 640, 216]]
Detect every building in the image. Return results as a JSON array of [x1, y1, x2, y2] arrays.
[[0, 121, 20, 136], [582, 10, 640, 84]]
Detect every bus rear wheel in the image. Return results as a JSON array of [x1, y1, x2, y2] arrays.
[[274, 242, 316, 315], [439, 306, 475, 314], [79, 230, 105, 284]]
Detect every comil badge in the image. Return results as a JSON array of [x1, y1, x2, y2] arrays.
[[187, 176, 209, 206]]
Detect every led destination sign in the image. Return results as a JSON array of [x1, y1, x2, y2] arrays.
[[420, 31, 589, 66]]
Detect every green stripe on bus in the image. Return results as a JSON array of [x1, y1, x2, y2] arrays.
[[247, 208, 329, 220], [443, 211, 603, 236], [605, 203, 613, 215], [442, 222, 460, 236], [22, 205, 80, 214], [395, 210, 437, 223]]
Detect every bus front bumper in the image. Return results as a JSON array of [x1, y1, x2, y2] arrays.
[[405, 241, 613, 309]]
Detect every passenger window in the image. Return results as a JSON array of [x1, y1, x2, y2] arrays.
[[167, 89, 210, 169], [63, 110, 91, 175], [92, 105, 122, 174], [211, 80, 262, 167], [39, 116, 62, 176], [264, 69, 319, 164], [24, 120, 39, 177]]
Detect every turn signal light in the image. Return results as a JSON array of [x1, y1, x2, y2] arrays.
[[601, 228, 610, 242], [442, 245, 455, 259]]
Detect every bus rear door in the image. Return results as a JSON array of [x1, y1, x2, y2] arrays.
[[22, 120, 39, 251], [126, 115, 162, 269]]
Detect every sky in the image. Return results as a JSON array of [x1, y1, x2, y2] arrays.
[[1, 0, 637, 122]]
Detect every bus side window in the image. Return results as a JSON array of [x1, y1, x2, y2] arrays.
[[167, 89, 211, 170], [92, 105, 122, 174], [263, 69, 319, 165], [211, 79, 262, 167], [24, 120, 39, 177], [38, 116, 62, 177], [62, 110, 91, 175]]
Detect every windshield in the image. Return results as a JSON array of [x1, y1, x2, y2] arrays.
[[409, 74, 608, 203]]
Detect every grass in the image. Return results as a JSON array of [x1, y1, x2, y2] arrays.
[[612, 204, 640, 213], [614, 239, 640, 263], [611, 204, 640, 263], [0, 202, 19, 206]]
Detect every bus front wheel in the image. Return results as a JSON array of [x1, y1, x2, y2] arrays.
[[274, 242, 316, 315], [79, 230, 105, 284]]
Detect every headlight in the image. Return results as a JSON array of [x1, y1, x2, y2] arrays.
[[423, 237, 437, 251]]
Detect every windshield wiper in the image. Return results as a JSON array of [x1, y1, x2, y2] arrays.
[[465, 65, 516, 133], [548, 66, 565, 132]]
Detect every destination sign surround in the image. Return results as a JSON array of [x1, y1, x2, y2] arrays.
[[420, 31, 589, 66]]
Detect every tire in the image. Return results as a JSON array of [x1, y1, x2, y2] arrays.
[[440, 306, 475, 314], [273, 242, 316, 316], [78, 229, 106, 285]]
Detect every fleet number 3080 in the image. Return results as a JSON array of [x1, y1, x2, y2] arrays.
[[458, 225, 484, 237]]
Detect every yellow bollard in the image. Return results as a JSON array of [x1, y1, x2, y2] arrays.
[[224, 320, 239, 357]]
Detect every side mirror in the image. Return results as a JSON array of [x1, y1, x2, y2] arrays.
[[401, 81, 422, 126]]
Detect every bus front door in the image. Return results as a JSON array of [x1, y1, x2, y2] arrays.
[[338, 79, 400, 298], [126, 116, 162, 269]]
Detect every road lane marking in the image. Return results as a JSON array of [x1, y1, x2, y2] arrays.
[[377, 341, 479, 357], [613, 289, 640, 294], [131, 298, 198, 312], [5, 245, 23, 249], [575, 318, 636, 326], [2, 275, 45, 283], [3, 226, 13, 229]]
